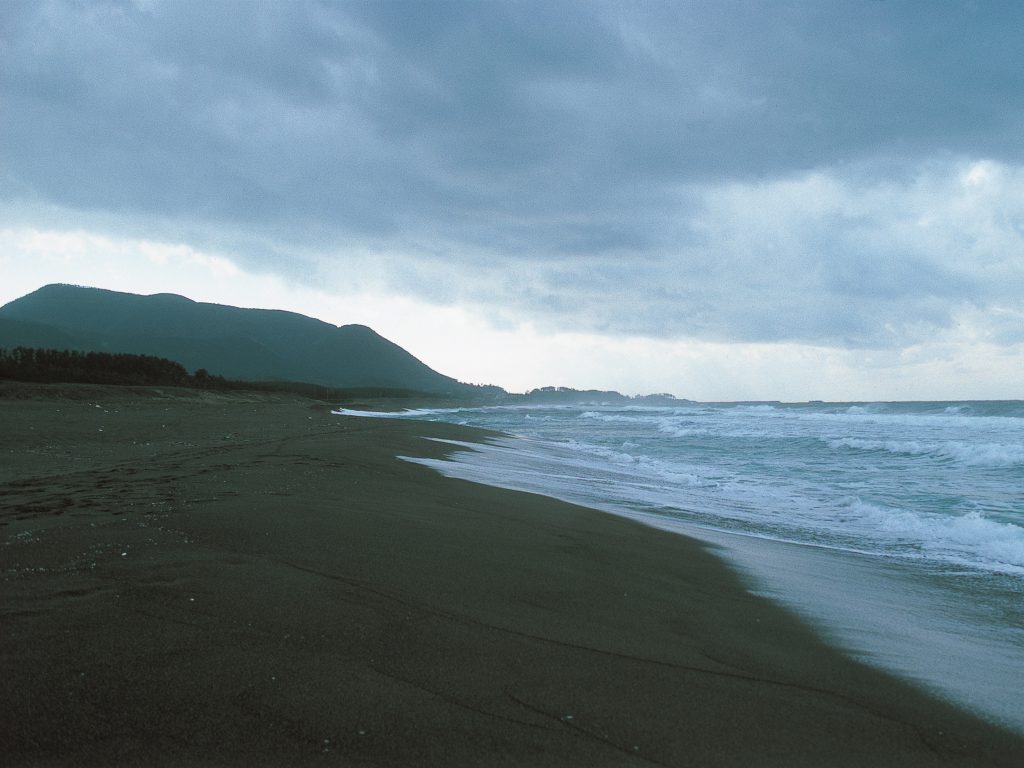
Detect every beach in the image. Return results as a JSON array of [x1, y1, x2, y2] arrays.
[[2, 385, 1022, 766]]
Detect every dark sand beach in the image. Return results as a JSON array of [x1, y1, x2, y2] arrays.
[[2, 383, 1021, 767]]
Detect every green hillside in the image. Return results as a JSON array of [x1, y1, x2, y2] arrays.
[[0, 284, 480, 395]]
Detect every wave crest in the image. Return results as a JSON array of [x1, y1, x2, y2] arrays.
[[829, 437, 1024, 467]]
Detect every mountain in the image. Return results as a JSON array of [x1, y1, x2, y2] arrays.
[[0, 284, 478, 395]]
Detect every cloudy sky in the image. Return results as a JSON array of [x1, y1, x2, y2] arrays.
[[3, 0, 1023, 400]]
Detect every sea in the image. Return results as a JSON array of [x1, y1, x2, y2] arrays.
[[336, 400, 1024, 732]]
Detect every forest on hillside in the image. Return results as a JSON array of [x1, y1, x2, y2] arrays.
[[0, 347, 203, 387], [0, 346, 446, 402]]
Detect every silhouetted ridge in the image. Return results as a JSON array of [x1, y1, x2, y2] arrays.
[[0, 284, 476, 395]]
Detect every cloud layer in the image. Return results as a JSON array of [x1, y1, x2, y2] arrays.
[[4, 0, 1023, 348]]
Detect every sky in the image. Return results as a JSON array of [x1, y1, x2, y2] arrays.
[[2, 0, 1023, 401]]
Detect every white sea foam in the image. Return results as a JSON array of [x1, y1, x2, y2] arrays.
[[829, 437, 1024, 467], [654, 418, 712, 438], [331, 407, 464, 418], [553, 439, 718, 488], [807, 411, 1019, 432], [579, 410, 612, 421], [844, 499, 1024, 573]]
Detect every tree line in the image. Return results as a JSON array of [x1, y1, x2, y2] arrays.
[[0, 346, 214, 387], [0, 345, 504, 402]]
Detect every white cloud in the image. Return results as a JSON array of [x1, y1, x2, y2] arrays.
[[325, 157, 1024, 352], [648, 158, 1024, 347], [0, 228, 262, 309]]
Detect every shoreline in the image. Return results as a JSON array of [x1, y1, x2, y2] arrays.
[[405, 432, 1024, 735], [2, 387, 1022, 765]]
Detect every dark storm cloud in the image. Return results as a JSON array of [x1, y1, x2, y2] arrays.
[[3, 0, 1023, 346]]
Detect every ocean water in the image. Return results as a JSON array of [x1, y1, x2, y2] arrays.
[[336, 401, 1024, 731]]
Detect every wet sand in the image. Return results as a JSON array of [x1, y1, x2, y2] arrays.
[[2, 383, 1021, 766]]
